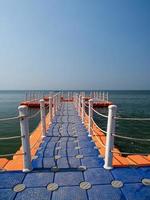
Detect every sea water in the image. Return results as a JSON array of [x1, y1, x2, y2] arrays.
[[0, 90, 150, 157]]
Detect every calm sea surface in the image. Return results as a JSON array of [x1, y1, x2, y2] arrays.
[[0, 90, 150, 158]]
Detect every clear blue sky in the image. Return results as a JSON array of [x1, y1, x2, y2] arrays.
[[0, 0, 150, 90]]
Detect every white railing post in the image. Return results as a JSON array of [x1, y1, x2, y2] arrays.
[[58, 93, 60, 109], [103, 92, 105, 101], [99, 92, 101, 101], [56, 94, 58, 111], [18, 105, 32, 172], [49, 97, 53, 123], [88, 99, 93, 137], [76, 94, 78, 109], [55, 95, 57, 113], [82, 97, 85, 124], [78, 95, 81, 116], [40, 99, 46, 138], [96, 92, 98, 100], [106, 92, 109, 102], [104, 105, 117, 170], [53, 96, 55, 116]]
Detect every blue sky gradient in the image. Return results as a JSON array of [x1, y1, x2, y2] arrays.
[[0, 0, 150, 90]]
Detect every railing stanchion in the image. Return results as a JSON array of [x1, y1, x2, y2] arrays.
[[53, 96, 55, 117], [58, 93, 60, 109], [55, 95, 57, 113], [103, 92, 105, 101], [56, 94, 58, 111], [76, 94, 78, 109], [40, 99, 46, 138], [106, 92, 109, 102], [18, 105, 32, 172], [88, 99, 93, 137], [104, 105, 117, 170], [49, 97, 53, 123], [82, 97, 85, 124], [78, 95, 81, 116]]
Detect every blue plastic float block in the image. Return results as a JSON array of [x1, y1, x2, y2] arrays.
[[77, 133, 89, 138], [49, 137, 61, 143], [55, 157, 69, 168], [39, 137, 51, 149], [36, 150, 44, 158], [0, 188, 16, 200], [77, 136, 91, 142], [33, 157, 58, 169], [88, 185, 126, 200], [81, 156, 104, 168], [47, 131, 59, 137], [67, 142, 78, 149], [68, 137, 77, 141], [59, 137, 71, 142], [32, 158, 43, 168], [43, 147, 56, 157], [56, 157, 81, 168], [23, 172, 54, 187], [58, 148, 79, 157], [54, 171, 83, 186], [0, 171, 25, 189], [136, 166, 150, 179], [52, 186, 88, 200], [121, 183, 150, 200], [76, 130, 88, 135], [55, 141, 66, 149], [75, 125, 87, 130], [79, 147, 99, 156], [15, 187, 52, 200], [43, 158, 56, 168], [84, 168, 114, 185], [79, 141, 95, 148], [111, 167, 143, 183]]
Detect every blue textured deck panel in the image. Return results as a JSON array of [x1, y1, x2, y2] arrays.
[[0, 102, 150, 200]]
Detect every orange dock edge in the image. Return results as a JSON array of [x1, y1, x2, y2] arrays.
[[0, 113, 50, 171], [20, 96, 112, 108], [83, 111, 150, 167]]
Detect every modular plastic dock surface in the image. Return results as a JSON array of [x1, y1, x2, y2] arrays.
[[0, 102, 150, 200]]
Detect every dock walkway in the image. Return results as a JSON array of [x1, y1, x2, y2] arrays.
[[0, 102, 150, 200]]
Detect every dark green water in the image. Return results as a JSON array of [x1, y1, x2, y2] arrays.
[[94, 90, 150, 154], [0, 90, 150, 158]]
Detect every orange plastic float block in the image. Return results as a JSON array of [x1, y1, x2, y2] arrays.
[[89, 118, 150, 167], [43, 96, 74, 102], [0, 158, 9, 170], [61, 97, 74, 102], [5, 156, 23, 170], [20, 101, 49, 108], [93, 101, 112, 108], [3, 114, 50, 171], [127, 155, 150, 166], [83, 97, 112, 108]]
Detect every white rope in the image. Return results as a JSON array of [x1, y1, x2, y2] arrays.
[[91, 107, 108, 118], [84, 103, 89, 108], [113, 134, 150, 142], [91, 118, 107, 134], [112, 150, 149, 156], [0, 152, 24, 157], [0, 135, 22, 140], [0, 115, 20, 122], [115, 116, 150, 121], [28, 109, 41, 119], [53, 92, 61, 98]]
